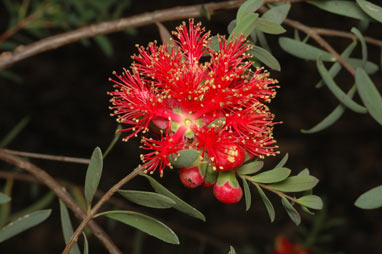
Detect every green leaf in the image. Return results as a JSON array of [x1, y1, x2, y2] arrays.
[[93, 35, 113, 57], [0, 69, 23, 83], [351, 27, 367, 67], [301, 85, 357, 133], [200, 5, 211, 20], [156, 22, 174, 46], [249, 167, 291, 183], [0, 193, 11, 204], [249, 45, 281, 71], [356, 0, 382, 22], [98, 210, 179, 244], [227, 19, 236, 34], [169, 149, 199, 169], [82, 232, 89, 254], [298, 168, 310, 176], [236, 0, 264, 24], [354, 185, 382, 209], [255, 17, 286, 34], [279, 37, 336, 62], [142, 174, 206, 221], [355, 68, 382, 126], [59, 201, 81, 254], [256, 30, 271, 52], [0, 209, 51, 243], [0, 178, 13, 227], [9, 192, 55, 222], [118, 190, 176, 209], [274, 153, 289, 169], [316, 56, 367, 114], [228, 245, 237, 254], [229, 13, 259, 41], [316, 40, 357, 88], [237, 160, 264, 175], [254, 184, 275, 222], [209, 36, 220, 52], [309, 1, 372, 21], [103, 124, 122, 159], [268, 175, 319, 192], [281, 197, 301, 225], [0, 116, 30, 148], [262, 3, 291, 24], [241, 178, 252, 211], [347, 58, 379, 74], [84, 147, 103, 206], [297, 195, 323, 210]]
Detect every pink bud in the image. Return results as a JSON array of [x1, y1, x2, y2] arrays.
[[179, 166, 204, 188], [213, 171, 243, 204]]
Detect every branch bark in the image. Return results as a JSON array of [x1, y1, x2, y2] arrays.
[[0, 150, 122, 254]]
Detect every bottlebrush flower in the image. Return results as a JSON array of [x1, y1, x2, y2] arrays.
[[108, 19, 278, 177], [274, 236, 311, 254]]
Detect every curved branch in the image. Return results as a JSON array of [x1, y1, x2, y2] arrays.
[[2, 149, 90, 164], [0, 150, 122, 254]]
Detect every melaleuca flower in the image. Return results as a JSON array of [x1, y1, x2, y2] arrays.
[[108, 19, 278, 178], [274, 236, 311, 254]]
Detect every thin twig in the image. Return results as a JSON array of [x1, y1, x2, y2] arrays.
[[1, 148, 90, 164], [0, 151, 122, 254], [0, 170, 228, 249], [63, 166, 145, 254]]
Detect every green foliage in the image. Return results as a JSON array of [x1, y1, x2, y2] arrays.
[[236, 0, 263, 24], [281, 197, 301, 225], [262, 3, 291, 24], [118, 190, 176, 209], [248, 167, 291, 183], [169, 149, 200, 169], [0, 193, 11, 204], [309, 0, 372, 21], [254, 183, 275, 222], [254, 18, 286, 35], [229, 13, 259, 41], [268, 175, 319, 192], [0, 116, 30, 148], [356, 0, 382, 22], [84, 147, 103, 206], [354, 185, 382, 209], [142, 174, 206, 221], [248, 45, 281, 71], [59, 201, 81, 254], [241, 177, 252, 211], [97, 210, 179, 244], [228, 245, 237, 254], [0, 209, 51, 243], [237, 160, 264, 175], [82, 232, 89, 254]]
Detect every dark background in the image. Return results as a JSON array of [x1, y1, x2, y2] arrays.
[[1, 1, 381, 253]]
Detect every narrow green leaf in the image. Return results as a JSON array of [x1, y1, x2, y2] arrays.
[[249, 167, 291, 183], [142, 174, 206, 221], [279, 37, 336, 62], [297, 195, 323, 210], [249, 45, 281, 71], [0, 193, 11, 204], [355, 68, 382, 126], [0, 209, 51, 243], [103, 124, 122, 159], [227, 19, 236, 35], [256, 30, 271, 52], [9, 192, 55, 222], [298, 168, 310, 176], [82, 232, 89, 254], [156, 22, 174, 46], [301, 85, 357, 133], [0, 178, 13, 227], [262, 3, 291, 24], [268, 175, 319, 192], [274, 153, 289, 169], [229, 13, 259, 41], [98, 210, 179, 244], [0, 69, 23, 83], [347, 58, 379, 74], [309, 1, 372, 21], [351, 27, 367, 67], [169, 149, 199, 169], [356, 0, 382, 22], [59, 201, 81, 254], [209, 36, 220, 52], [200, 5, 211, 20], [0, 116, 30, 148], [316, 40, 358, 88], [93, 35, 113, 57], [118, 190, 176, 209], [254, 184, 275, 222], [255, 17, 286, 34], [228, 245, 237, 254], [294, 29, 301, 41], [84, 147, 103, 206], [241, 178, 252, 211], [236, 0, 263, 24], [354, 185, 382, 209], [316, 57, 367, 114], [237, 160, 264, 175], [281, 197, 301, 225]]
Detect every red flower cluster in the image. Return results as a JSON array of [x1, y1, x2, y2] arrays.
[[109, 20, 278, 204], [274, 236, 311, 254]]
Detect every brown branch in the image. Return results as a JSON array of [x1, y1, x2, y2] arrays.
[[0, 151, 122, 254], [63, 166, 145, 254], [1, 149, 90, 164]]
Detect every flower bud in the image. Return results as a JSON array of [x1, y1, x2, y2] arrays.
[[215, 143, 245, 172], [179, 166, 204, 188], [213, 171, 243, 204]]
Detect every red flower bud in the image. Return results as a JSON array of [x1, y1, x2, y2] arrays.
[[213, 171, 242, 204], [215, 143, 246, 172], [179, 166, 204, 188]]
